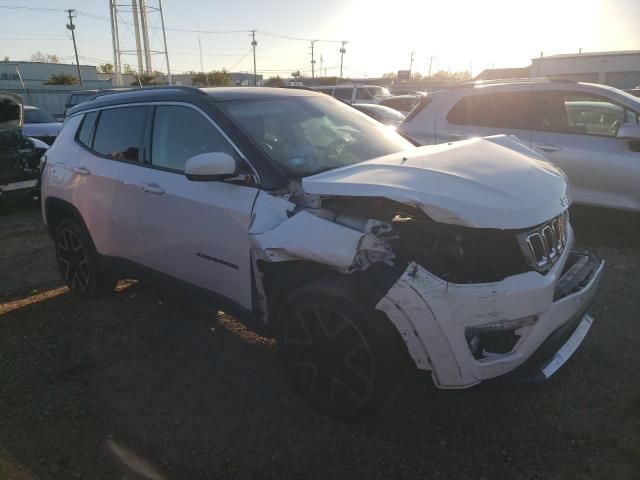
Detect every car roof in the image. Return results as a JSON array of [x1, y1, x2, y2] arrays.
[[67, 86, 323, 115]]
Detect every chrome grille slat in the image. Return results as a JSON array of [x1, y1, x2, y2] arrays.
[[518, 212, 568, 273]]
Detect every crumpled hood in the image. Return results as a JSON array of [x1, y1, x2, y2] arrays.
[[302, 136, 569, 229]]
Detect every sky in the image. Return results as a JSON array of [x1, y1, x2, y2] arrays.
[[1, 0, 639, 79]]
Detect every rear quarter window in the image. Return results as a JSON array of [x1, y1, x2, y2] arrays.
[[76, 111, 98, 148]]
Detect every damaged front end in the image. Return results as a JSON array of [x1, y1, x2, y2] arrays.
[[0, 93, 44, 202], [248, 136, 603, 389]]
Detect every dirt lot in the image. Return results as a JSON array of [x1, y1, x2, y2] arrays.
[[1, 203, 639, 480]]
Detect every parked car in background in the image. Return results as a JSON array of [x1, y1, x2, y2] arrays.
[[22, 106, 62, 146], [42, 86, 603, 421], [378, 94, 422, 114], [352, 103, 406, 126], [315, 84, 392, 104], [65, 90, 100, 114], [0, 94, 47, 202], [390, 90, 426, 96], [65, 89, 134, 116], [401, 79, 640, 212]]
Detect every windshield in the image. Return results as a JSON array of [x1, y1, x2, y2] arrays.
[[24, 108, 57, 124], [220, 95, 414, 177]]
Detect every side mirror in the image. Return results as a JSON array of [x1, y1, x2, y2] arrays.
[[185, 152, 237, 181], [616, 122, 640, 140]]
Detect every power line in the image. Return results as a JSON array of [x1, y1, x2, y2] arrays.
[[260, 31, 343, 43]]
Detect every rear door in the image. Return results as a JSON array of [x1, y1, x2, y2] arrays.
[[136, 103, 258, 309], [67, 106, 150, 261], [529, 91, 640, 210], [439, 91, 535, 145], [333, 87, 354, 104], [354, 87, 373, 104]]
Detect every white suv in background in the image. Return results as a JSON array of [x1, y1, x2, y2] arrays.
[[315, 84, 392, 104], [401, 79, 640, 212], [41, 86, 603, 421]]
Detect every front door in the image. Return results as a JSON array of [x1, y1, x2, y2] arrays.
[[136, 104, 259, 309], [529, 91, 640, 210]]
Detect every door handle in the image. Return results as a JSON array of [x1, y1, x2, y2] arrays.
[[535, 144, 562, 153], [141, 183, 165, 195], [72, 166, 91, 175]]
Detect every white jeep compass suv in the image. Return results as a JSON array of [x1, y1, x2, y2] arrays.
[[400, 78, 640, 212], [41, 86, 603, 421]]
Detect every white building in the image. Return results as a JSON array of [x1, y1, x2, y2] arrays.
[[531, 50, 640, 89], [0, 61, 110, 89]]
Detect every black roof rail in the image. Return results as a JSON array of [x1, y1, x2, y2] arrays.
[[92, 85, 205, 98]]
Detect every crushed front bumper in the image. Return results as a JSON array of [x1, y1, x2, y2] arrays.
[[376, 227, 604, 389]]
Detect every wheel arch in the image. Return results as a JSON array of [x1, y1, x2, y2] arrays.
[[44, 197, 92, 242]]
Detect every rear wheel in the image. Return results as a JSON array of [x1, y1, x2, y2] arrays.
[[54, 218, 115, 297], [277, 278, 411, 422]]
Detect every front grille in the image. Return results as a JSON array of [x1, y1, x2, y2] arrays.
[[518, 212, 569, 273]]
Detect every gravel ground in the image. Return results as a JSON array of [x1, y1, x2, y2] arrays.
[[0, 203, 639, 480]]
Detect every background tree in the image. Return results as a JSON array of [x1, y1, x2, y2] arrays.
[[190, 70, 231, 86], [412, 72, 423, 80], [428, 70, 471, 82], [264, 75, 284, 87], [130, 71, 163, 86], [44, 73, 77, 85], [2, 56, 9, 62], [98, 63, 113, 73], [30, 51, 60, 63], [382, 72, 398, 79], [122, 64, 135, 74]]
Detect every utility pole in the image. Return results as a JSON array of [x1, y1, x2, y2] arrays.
[[131, 0, 144, 77], [310, 40, 317, 79], [66, 9, 83, 86], [428, 55, 434, 77], [109, 0, 122, 86], [251, 30, 257, 86], [409, 51, 414, 76], [139, 0, 152, 73], [158, 0, 171, 85], [339, 41, 347, 79]]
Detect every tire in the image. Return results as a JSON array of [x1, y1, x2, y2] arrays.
[[54, 218, 116, 297], [277, 277, 411, 422]]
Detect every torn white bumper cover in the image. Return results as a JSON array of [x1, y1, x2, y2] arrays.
[[376, 229, 604, 388]]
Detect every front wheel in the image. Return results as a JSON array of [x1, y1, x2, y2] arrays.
[[277, 278, 411, 422], [54, 218, 115, 297]]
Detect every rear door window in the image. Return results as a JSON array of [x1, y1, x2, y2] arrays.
[[356, 88, 373, 100], [333, 88, 353, 101], [447, 92, 536, 130], [92, 106, 149, 162]]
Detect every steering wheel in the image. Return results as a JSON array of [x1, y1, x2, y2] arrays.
[[256, 139, 275, 152], [323, 137, 350, 157]]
